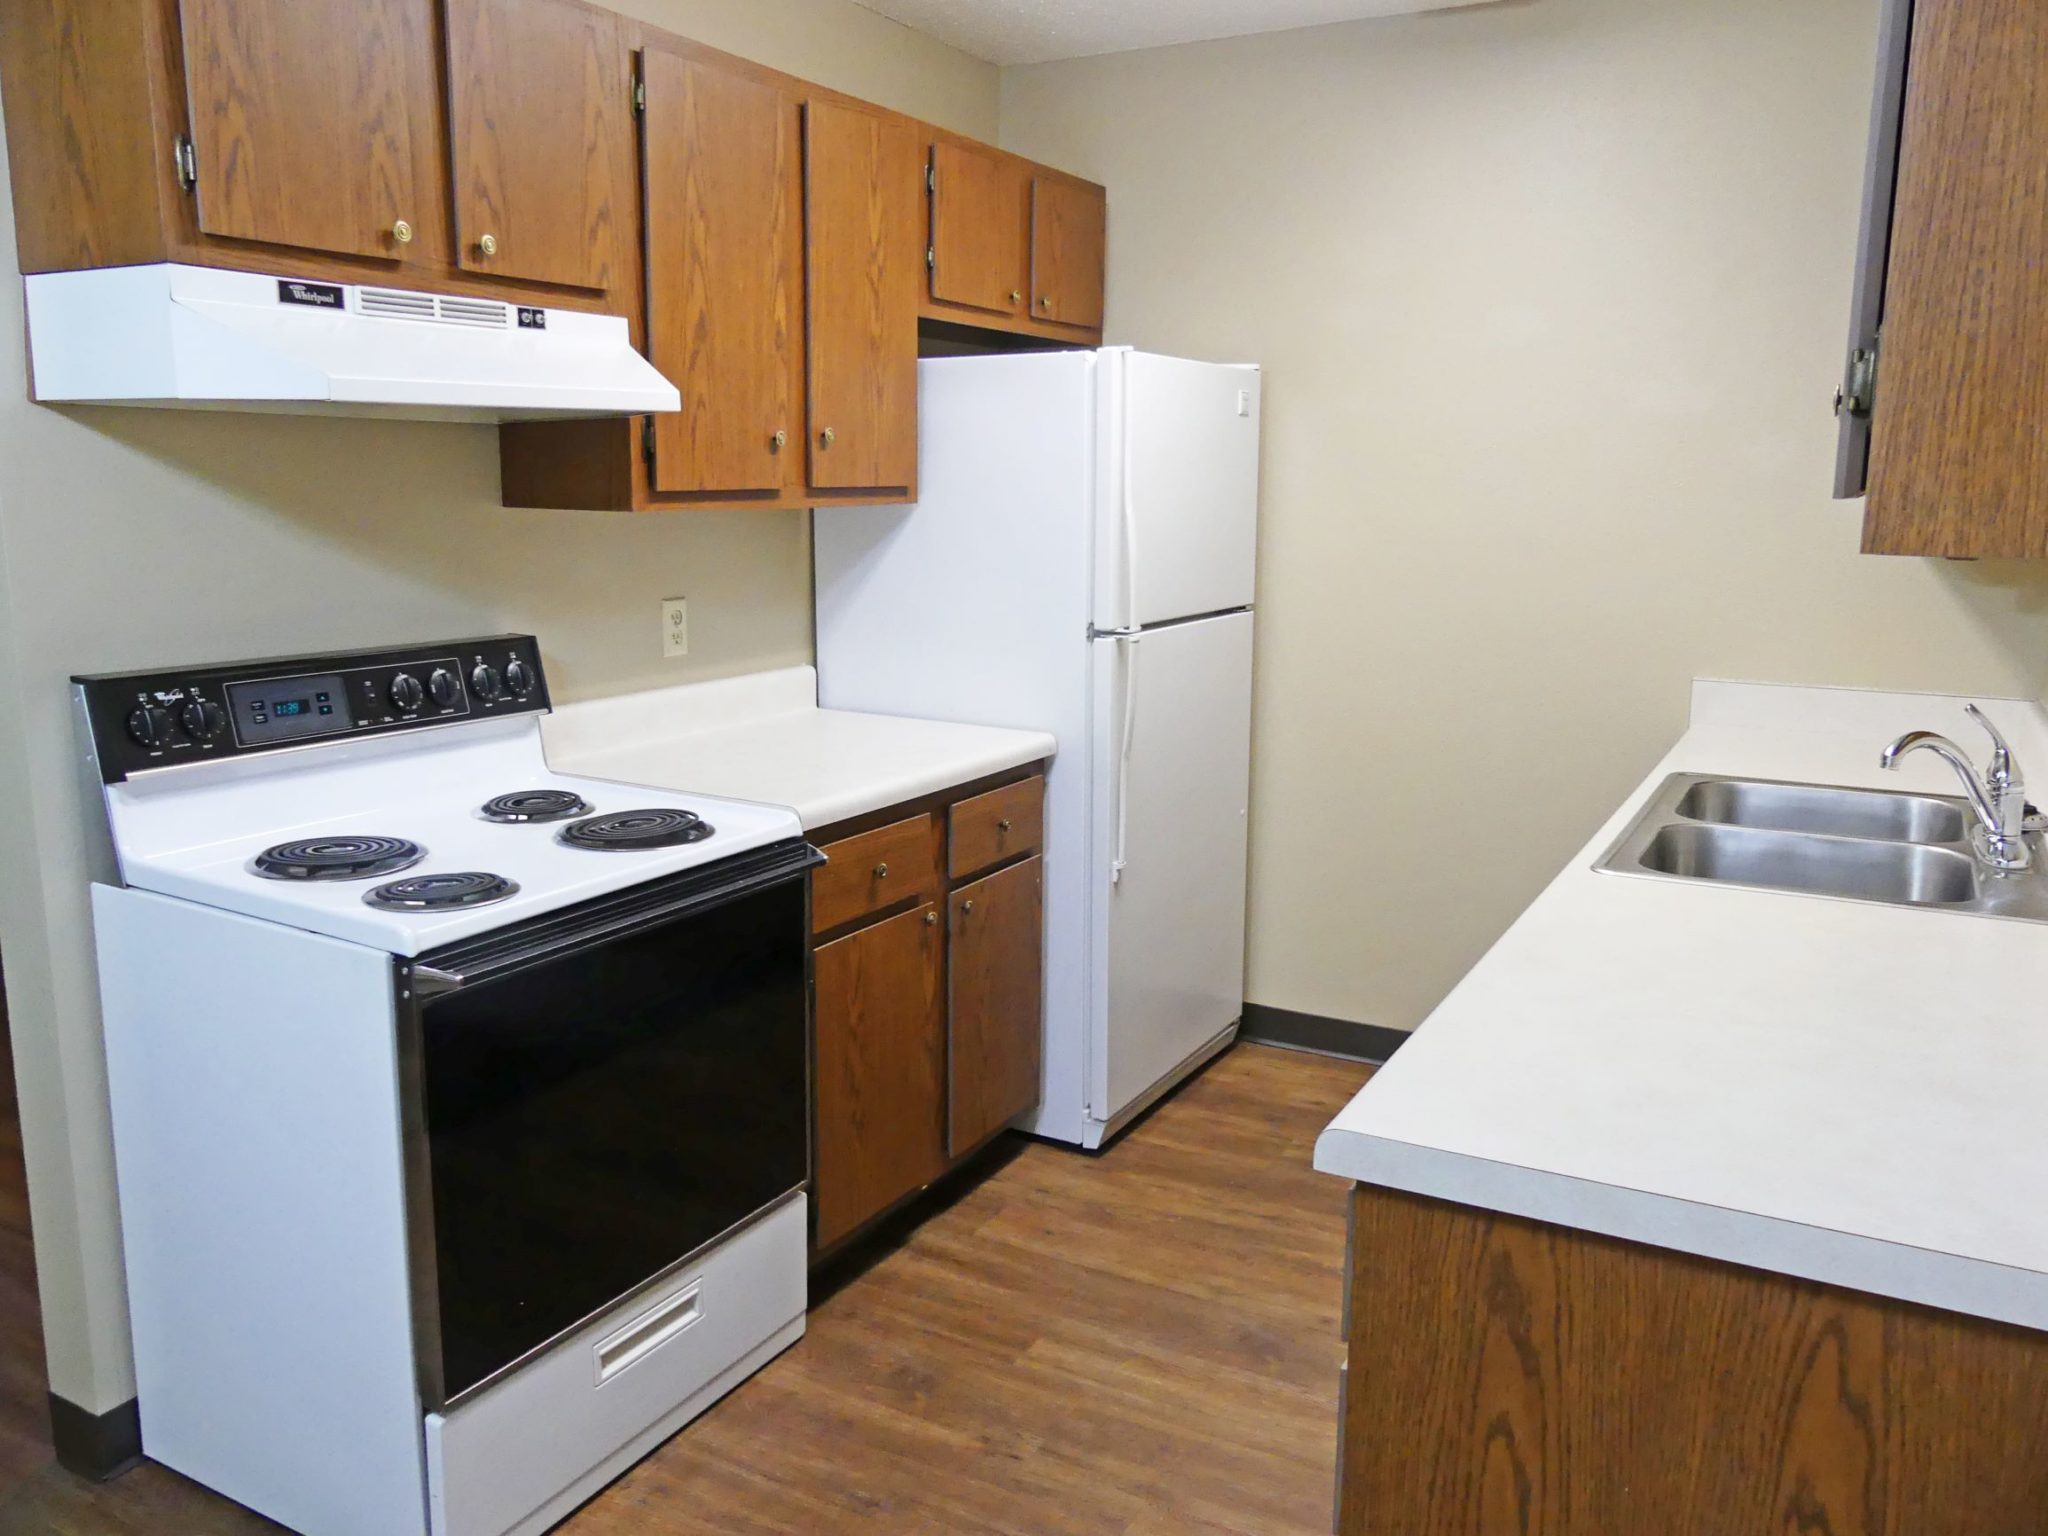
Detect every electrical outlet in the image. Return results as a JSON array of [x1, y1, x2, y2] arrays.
[[661, 597, 688, 658]]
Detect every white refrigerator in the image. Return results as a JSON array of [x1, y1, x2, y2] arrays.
[[814, 348, 1260, 1149]]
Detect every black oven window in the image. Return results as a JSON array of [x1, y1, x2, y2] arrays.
[[416, 877, 808, 1402]]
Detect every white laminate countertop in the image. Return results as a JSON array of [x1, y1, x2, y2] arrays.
[[1315, 679, 2048, 1332], [541, 666, 1056, 832]]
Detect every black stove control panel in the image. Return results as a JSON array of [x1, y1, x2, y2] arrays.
[[75, 635, 551, 783]]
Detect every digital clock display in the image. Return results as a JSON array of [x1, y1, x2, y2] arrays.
[[227, 673, 352, 745]]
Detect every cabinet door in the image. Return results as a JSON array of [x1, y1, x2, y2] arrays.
[[1030, 176, 1106, 331], [178, 0, 439, 262], [643, 52, 798, 494], [445, 0, 624, 290], [947, 857, 1043, 1159], [814, 902, 946, 1249], [930, 140, 1026, 318], [1863, 0, 2048, 557], [805, 100, 920, 491]]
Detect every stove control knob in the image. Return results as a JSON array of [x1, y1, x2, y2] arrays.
[[126, 704, 172, 749], [471, 663, 504, 702], [389, 673, 424, 711], [504, 659, 534, 698], [428, 668, 461, 707], [179, 699, 225, 741]]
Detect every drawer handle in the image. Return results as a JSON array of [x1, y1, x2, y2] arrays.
[[997, 818, 1013, 833], [593, 1281, 701, 1386], [874, 862, 889, 880]]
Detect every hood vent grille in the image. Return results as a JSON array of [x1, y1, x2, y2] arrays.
[[357, 288, 512, 329]]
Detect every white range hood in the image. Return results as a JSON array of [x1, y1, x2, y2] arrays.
[[22, 263, 680, 422]]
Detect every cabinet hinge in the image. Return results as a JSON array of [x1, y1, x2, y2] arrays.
[[1835, 332, 1880, 421], [633, 76, 646, 115], [641, 417, 656, 465], [926, 245, 935, 272], [173, 135, 197, 194]]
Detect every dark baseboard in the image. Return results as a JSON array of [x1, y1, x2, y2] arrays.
[[49, 1392, 142, 1481], [1239, 1004, 1410, 1065]]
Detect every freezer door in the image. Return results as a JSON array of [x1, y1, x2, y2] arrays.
[[1087, 611, 1254, 1120], [1095, 352, 1262, 630]]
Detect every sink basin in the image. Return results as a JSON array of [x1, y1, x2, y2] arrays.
[[1637, 823, 1978, 905], [1673, 778, 1967, 845]]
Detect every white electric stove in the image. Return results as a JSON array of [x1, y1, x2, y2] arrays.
[[78, 636, 816, 1536]]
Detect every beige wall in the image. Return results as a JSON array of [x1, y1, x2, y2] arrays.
[[999, 0, 2048, 1034], [0, 0, 995, 1413]]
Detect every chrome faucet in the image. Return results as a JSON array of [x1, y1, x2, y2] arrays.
[[1880, 704, 2031, 871]]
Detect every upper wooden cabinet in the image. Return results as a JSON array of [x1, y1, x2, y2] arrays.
[[805, 100, 920, 493], [1030, 176, 1107, 332], [928, 140, 1028, 320], [179, 0, 442, 264], [444, 0, 626, 291], [641, 50, 799, 497], [1838, 0, 2048, 557]]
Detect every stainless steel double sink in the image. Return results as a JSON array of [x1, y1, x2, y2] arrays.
[[1595, 773, 2048, 922]]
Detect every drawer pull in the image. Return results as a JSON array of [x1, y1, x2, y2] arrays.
[[925, 910, 938, 926], [593, 1281, 701, 1386], [997, 818, 1012, 833], [874, 862, 889, 880]]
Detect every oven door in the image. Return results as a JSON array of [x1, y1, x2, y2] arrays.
[[397, 839, 820, 1411]]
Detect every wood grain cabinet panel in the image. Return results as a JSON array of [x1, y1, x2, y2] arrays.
[[1340, 1185, 2048, 1535], [804, 99, 920, 493], [929, 140, 1027, 318], [1029, 175, 1106, 332], [444, 0, 625, 291], [946, 857, 1042, 1158], [947, 774, 1042, 882], [813, 902, 947, 1249], [641, 50, 798, 494], [812, 814, 937, 935], [177, 0, 439, 263]]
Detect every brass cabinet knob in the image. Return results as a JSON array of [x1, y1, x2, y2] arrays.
[[997, 818, 1012, 832], [478, 233, 498, 257], [874, 862, 889, 879], [392, 219, 415, 245], [1038, 295, 1052, 309], [962, 899, 975, 915], [770, 429, 787, 452], [820, 427, 836, 447], [1010, 289, 1022, 303], [925, 911, 938, 927]]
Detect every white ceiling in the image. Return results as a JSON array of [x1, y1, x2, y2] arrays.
[[852, 0, 1501, 67]]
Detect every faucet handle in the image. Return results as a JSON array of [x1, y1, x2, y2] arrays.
[[1965, 703, 2019, 786]]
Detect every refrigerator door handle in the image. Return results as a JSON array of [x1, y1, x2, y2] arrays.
[[1114, 632, 1141, 885], [1120, 363, 1139, 629]]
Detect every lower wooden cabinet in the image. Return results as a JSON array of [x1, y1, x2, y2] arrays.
[[809, 769, 1046, 1253], [947, 858, 1042, 1159], [812, 901, 946, 1250]]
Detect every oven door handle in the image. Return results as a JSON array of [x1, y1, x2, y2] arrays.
[[400, 838, 824, 994]]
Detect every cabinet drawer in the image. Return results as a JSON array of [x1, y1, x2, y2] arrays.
[[813, 814, 936, 933], [948, 775, 1043, 881]]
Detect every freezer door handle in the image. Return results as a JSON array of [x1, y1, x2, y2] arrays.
[[1114, 632, 1142, 885]]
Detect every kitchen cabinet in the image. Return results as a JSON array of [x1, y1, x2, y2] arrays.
[[1030, 176, 1107, 333], [927, 140, 1028, 320], [444, 0, 627, 291], [813, 902, 947, 1250], [640, 51, 800, 496], [1839, 0, 2048, 557], [178, 0, 442, 264], [805, 99, 921, 493], [809, 769, 1046, 1255], [946, 858, 1042, 1159]]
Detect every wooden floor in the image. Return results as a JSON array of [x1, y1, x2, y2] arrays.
[[0, 1043, 1369, 1535]]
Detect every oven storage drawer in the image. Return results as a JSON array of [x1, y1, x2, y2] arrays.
[[426, 1195, 807, 1536]]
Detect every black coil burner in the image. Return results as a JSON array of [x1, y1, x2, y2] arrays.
[[559, 808, 714, 851], [253, 836, 424, 882], [480, 790, 594, 824], [363, 871, 520, 912]]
